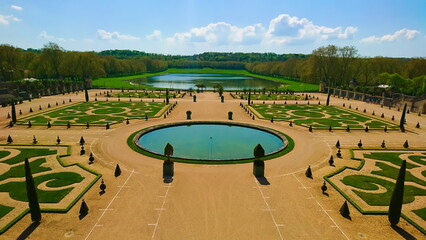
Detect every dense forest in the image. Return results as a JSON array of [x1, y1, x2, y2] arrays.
[[1, 43, 425, 96]]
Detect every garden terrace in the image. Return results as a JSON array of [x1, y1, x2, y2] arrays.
[[249, 104, 400, 130], [17, 101, 170, 126], [0, 145, 100, 233], [325, 149, 426, 234]]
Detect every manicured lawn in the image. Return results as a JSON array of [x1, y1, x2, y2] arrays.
[[0, 172, 84, 203], [232, 93, 303, 101], [326, 150, 426, 234], [112, 90, 182, 99], [0, 148, 57, 165], [18, 101, 169, 126], [250, 104, 399, 130], [0, 145, 101, 234], [0, 205, 14, 219], [92, 68, 319, 92]]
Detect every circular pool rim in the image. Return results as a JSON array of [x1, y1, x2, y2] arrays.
[[132, 121, 291, 162]]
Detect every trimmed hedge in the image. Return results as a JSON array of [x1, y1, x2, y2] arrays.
[[324, 148, 426, 234], [0, 144, 101, 234]]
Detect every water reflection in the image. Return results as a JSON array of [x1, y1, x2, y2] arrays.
[[130, 73, 282, 90]]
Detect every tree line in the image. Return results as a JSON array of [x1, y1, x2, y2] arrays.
[[0, 42, 167, 82], [246, 45, 426, 96], [1, 43, 425, 96]]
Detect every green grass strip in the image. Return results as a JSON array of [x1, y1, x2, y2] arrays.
[[0, 144, 101, 234]]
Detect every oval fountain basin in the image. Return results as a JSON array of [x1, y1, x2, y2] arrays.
[[135, 122, 287, 161]]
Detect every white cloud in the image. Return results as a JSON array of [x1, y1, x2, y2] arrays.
[[167, 22, 265, 45], [146, 30, 162, 41], [165, 14, 356, 47], [0, 15, 22, 25], [38, 31, 65, 42], [11, 5, 23, 11], [266, 14, 357, 44], [361, 28, 420, 43], [97, 29, 139, 41]]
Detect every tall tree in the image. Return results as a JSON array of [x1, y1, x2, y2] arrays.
[[400, 103, 407, 132], [24, 158, 42, 222], [41, 42, 64, 79], [11, 100, 17, 123], [388, 160, 406, 225]]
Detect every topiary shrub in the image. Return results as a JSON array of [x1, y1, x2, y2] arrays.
[[186, 110, 192, 120], [335, 140, 340, 148], [80, 146, 86, 155], [321, 181, 327, 194], [25, 158, 41, 222], [89, 153, 94, 164], [357, 139, 363, 148], [80, 136, 85, 145], [79, 199, 89, 219], [388, 160, 406, 225], [403, 140, 409, 148], [7, 135, 13, 144], [99, 179, 106, 194], [115, 164, 122, 177], [340, 201, 350, 219], [305, 165, 312, 179], [328, 156, 334, 166]]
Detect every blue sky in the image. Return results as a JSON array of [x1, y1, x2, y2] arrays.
[[1, 0, 425, 57]]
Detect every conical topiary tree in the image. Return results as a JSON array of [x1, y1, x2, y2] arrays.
[[381, 140, 386, 148], [335, 140, 340, 148], [403, 140, 409, 148], [340, 201, 350, 218], [24, 158, 41, 222], [400, 103, 407, 132], [67, 121, 71, 129], [305, 165, 312, 178], [7, 135, 13, 144], [106, 122, 110, 130], [79, 199, 89, 218], [388, 160, 406, 226], [11, 100, 17, 123], [56, 136, 61, 145], [364, 126, 369, 132], [47, 121, 51, 128], [28, 120, 32, 128], [416, 122, 420, 128], [114, 164, 122, 177], [309, 125, 313, 132], [80, 136, 85, 145], [328, 125, 332, 132]]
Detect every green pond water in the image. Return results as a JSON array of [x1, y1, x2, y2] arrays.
[[137, 123, 286, 160], [131, 73, 282, 90]]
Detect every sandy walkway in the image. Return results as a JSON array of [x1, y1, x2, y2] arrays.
[[0, 90, 425, 239]]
